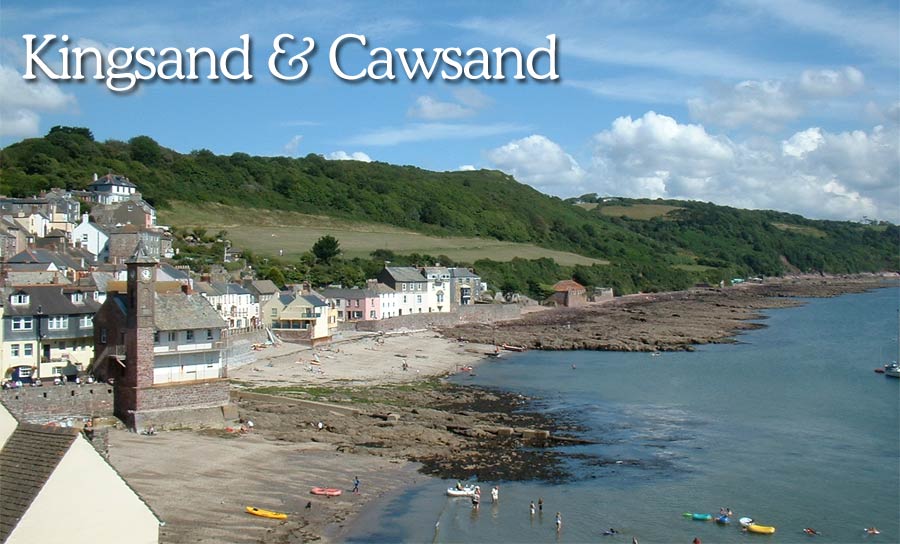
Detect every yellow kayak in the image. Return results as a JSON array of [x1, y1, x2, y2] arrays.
[[747, 523, 776, 534], [246, 506, 288, 520]]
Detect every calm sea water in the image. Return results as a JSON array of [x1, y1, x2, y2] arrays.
[[345, 286, 900, 544]]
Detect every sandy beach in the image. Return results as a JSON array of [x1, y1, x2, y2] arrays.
[[105, 274, 897, 543]]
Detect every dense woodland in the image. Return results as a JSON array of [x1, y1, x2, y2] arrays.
[[2, 127, 897, 297]]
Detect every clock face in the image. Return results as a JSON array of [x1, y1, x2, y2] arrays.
[[141, 268, 152, 280]]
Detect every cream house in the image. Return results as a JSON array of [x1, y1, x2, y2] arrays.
[[0, 404, 161, 544]]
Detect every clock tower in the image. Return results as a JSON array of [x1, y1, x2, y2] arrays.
[[116, 241, 158, 424]]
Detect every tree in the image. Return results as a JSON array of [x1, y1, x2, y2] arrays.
[[312, 235, 341, 264]]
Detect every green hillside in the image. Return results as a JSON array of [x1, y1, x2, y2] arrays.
[[1, 127, 897, 295]]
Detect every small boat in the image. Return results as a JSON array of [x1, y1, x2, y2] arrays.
[[446, 485, 478, 497], [884, 363, 900, 378], [747, 523, 776, 534], [246, 506, 288, 520], [501, 344, 527, 352], [683, 512, 713, 521], [715, 515, 731, 524], [739, 517, 754, 527], [310, 487, 342, 496]]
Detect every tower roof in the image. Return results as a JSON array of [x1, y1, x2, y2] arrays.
[[126, 239, 158, 265]]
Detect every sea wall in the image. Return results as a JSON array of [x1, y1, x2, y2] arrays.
[[354, 304, 521, 333], [0, 383, 115, 424]]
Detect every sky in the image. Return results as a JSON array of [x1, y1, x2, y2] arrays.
[[1, 0, 898, 222]]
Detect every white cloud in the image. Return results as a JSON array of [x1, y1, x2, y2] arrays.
[[799, 66, 865, 97], [489, 111, 898, 221], [688, 67, 867, 130], [346, 122, 527, 146], [458, 164, 477, 171], [452, 88, 492, 109], [0, 64, 76, 138], [487, 135, 585, 193], [326, 151, 372, 162], [408, 96, 474, 120], [688, 80, 802, 131], [282, 135, 303, 156]]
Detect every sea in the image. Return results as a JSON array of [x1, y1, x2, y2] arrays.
[[344, 285, 900, 543]]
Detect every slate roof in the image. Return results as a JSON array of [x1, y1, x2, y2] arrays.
[[88, 173, 137, 189], [154, 292, 228, 331], [301, 294, 328, 307], [449, 267, 480, 278], [3, 285, 101, 317], [421, 266, 450, 276], [370, 283, 396, 294], [319, 287, 378, 300], [158, 263, 190, 281], [383, 267, 426, 282], [244, 280, 279, 296], [0, 424, 79, 541], [7, 249, 85, 270], [210, 282, 252, 297]]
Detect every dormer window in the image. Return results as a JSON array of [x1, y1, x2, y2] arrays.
[[70, 292, 85, 304], [11, 294, 29, 305]]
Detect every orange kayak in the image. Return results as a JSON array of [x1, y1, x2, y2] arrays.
[[310, 487, 342, 496]]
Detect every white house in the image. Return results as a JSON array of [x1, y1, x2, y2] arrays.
[[420, 266, 451, 313], [86, 173, 139, 205], [72, 214, 109, 261], [370, 282, 399, 319], [194, 282, 259, 329], [0, 404, 161, 544]]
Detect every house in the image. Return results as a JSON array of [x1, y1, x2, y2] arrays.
[[0, 404, 161, 544], [194, 282, 259, 329], [106, 225, 162, 265], [376, 267, 430, 316], [242, 279, 279, 306], [1, 284, 100, 381], [5, 249, 89, 283], [420, 266, 451, 313], [261, 290, 331, 345], [90, 195, 156, 228], [85, 173, 139, 205], [319, 287, 380, 322], [72, 214, 109, 261], [0, 217, 26, 259], [545, 279, 587, 307], [448, 267, 482, 306], [11, 212, 50, 238], [0, 190, 81, 231], [367, 280, 399, 319], [89, 243, 232, 430]]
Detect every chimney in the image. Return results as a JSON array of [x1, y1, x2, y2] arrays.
[[93, 173, 98, 182], [82, 213, 89, 224], [301, 281, 311, 294], [181, 284, 192, 295], [366, 279, 378, 290]]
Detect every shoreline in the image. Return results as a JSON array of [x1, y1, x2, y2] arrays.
[[105, 274, 898, 543]]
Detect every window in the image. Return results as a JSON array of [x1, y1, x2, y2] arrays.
[[437, 292, 444, 303], [71, 292, 84, 303], [402, 283, 407, 291], [81, 234, 88, 243], [153, 331, 160, 343], [369, 310, 376, 319], [79, 315, 93, 328], [271, 308, 277, 317], [402, 296, 407, 304], [12, 317, 33, 331], [11, 293, 29, 305], [416, 295, 422, 304], [100, 328, 107, 343], [10, 344, 19, 357], [58, 341, 66, 350], [186, 330, 194, 341], [168, 332, 177, 342], [207, 329, 214, 340], [48, 316, 68, 330], [23, 344, 33, 356]]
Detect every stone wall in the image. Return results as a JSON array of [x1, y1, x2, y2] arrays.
[[0, 384, 115, 424], [354, 304, 521, 333], [223, 327, 269, 369], [138, 379, 230, 411]]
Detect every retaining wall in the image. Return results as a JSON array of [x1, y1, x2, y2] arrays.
[[354, 304, 521, 333]]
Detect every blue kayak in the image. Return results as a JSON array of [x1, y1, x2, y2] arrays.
[[716, 515, 730, 524], [683, 512, 713, 521]]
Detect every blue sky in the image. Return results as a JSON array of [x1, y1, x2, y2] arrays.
[[1, 0, 898, 221]]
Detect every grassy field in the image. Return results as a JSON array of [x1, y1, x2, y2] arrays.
[[159, 202, 607, 266], [771, 222, 827, 238], [598, 204, 682, 220]]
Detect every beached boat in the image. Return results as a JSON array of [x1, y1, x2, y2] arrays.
[[501, 344, 527, 352], [683, 512, 713, 521], [446, 485, 479, 497], [310, 487, 342, 496], [246, 506, 288, 520], [746, 523, 776, 534]]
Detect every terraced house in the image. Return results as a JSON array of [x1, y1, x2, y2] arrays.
[[1, 284, 100, 381]]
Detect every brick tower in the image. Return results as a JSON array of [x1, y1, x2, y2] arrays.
[[114, 241, 157, 427]]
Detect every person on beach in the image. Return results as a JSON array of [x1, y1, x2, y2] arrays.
[[353, 476, 360, 494], [538, 497, 543, 512], [555, 512, 562, 532], [491, 486, 499, 503], [530, 501, 536, 516]]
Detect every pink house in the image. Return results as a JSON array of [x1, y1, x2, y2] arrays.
[[320, 288, 381, 322]]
